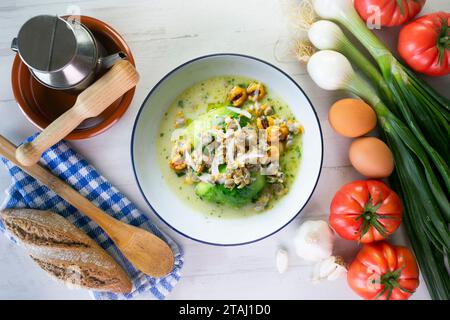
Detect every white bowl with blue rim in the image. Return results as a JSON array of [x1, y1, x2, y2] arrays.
[[131, 54, 323, 246]]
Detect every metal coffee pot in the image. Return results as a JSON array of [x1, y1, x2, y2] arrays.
[[11, 15, 126, 91]]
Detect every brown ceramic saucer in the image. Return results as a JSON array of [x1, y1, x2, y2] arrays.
[[11, 16, 136, 140]]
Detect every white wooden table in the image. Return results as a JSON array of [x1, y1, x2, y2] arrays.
[[0, 0, 448, 300]]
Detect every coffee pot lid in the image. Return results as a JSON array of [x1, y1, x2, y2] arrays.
[[15, 15, 77, 72]]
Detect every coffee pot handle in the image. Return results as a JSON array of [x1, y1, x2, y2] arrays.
[[11, 38, 18, 52], [98, 51, 127, 70]]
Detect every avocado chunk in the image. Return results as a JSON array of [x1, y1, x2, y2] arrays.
[[195, 174, 266, 207], [184, 106, 235, 147]]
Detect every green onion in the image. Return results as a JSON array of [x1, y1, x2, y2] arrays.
[[312, 0, 450, 169], [306, 18, 450, 204], [390, 173, 450, 300], [308, 13, 450, 221], [307, 49, 450, 300], [307, 20, 395, 108]]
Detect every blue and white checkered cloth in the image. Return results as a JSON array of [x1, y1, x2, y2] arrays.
[[0, 134, 183, 300]]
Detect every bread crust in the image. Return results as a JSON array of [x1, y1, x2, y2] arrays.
[[1, 208, 132, 293]]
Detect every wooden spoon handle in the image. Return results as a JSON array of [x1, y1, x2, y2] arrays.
[[16, 60, 139, 167], [0, 134, 174, 277]]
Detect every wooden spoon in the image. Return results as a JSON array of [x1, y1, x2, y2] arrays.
[[0, 134, 174, 277], [15, 60, 139, 167]]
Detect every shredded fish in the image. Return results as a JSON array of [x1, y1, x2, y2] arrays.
[[198, 174, 213, 184], [184, 150, 197, 171]]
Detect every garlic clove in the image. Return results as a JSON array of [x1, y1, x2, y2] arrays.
[[327, 264, 347, 281], [312, 256, 347, 283], [276, 248, 289, 274]]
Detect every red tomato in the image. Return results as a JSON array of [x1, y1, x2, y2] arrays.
[[355, 0, 426, 27], [398, 12, 450, 76], [329, 180, 402, 243], [348, 242, 419, 300]]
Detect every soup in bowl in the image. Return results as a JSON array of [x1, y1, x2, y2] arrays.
[[131, 54, 323, 245]]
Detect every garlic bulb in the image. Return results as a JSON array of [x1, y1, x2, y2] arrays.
[[293, 220, 334, 262], [312, 256, 347, 283], [276, 248, 289, 274]]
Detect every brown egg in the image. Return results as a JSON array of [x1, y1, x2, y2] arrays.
[[329, 99, 377, 138], [349, 137, 394, 178]]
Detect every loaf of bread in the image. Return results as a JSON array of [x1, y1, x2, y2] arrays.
[[1, 208, 132, 293]]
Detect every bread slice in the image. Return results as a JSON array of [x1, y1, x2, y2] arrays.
[[1, 208, 132, 293]]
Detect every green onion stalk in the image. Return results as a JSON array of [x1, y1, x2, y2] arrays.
[[311, 0, 450, 187], [307, 50, 450, 300], [390, 157, 450, 300], [307, 20, 396, 109], [305, 19, 450, 222]]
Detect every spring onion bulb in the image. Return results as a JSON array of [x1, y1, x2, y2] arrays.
[[311, 0, 399, 70], [307, 49, 450, 300], [312, 0, 388, 53], [307, 51, 383, 113], [306, 20, 394, 107], [307, 50, 353, 91], [312, 0, 351, 21], [308, 20, 342, 50]]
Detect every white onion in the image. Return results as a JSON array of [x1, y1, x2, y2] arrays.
[[312, 0, 353, 20], [308, 20, 345, 50], [307, 50, 355, 91]]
